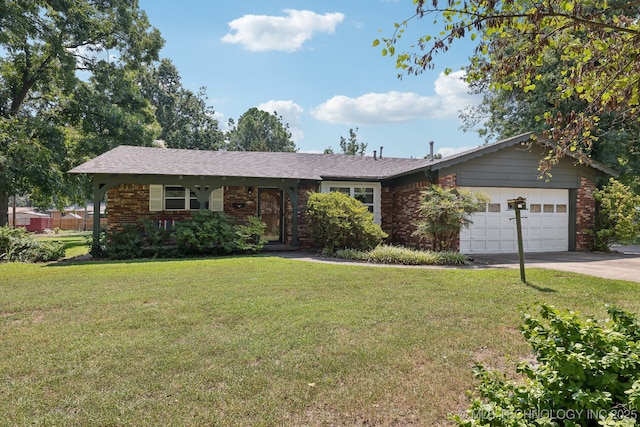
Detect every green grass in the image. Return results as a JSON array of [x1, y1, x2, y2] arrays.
[[36, 232, 91, 259], [1, 257, 639, 426]]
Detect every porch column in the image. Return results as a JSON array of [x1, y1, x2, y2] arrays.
[[92, 180, 111, 246]]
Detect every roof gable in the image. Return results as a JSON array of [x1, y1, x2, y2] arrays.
[[426, 132, 618, 177]]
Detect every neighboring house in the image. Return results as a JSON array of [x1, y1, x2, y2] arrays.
[[7, 208, 52, 233], [69, 132, 617, 254]]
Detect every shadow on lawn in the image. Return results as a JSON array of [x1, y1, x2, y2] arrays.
[[46, 253, 268, 267], [523, 281, 557, 293]]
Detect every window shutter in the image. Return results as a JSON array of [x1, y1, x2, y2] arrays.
[[149, 185, 163, 211], [210, 187, 224, 211]]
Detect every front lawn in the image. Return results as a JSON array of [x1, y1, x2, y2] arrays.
[[1, 257, 639, 425]]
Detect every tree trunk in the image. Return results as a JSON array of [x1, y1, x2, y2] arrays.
[[0, 191, 9, 227]]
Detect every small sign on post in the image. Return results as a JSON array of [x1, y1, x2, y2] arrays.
[[507, 197, 527, 283]]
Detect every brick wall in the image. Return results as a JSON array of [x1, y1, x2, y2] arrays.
[[381, 173, 458, 250], [107, 183, 318, 247], [576, 176, 596, 251], [224, 186, 258, 224], [292, 183, 316, 248], [382, 180, 429, 248], [436, 173, 457, 189]]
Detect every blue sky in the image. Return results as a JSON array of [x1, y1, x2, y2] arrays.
[[138, 0, 485, 159]]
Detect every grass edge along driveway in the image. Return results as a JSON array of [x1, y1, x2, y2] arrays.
[[2, 256, 639, 426]]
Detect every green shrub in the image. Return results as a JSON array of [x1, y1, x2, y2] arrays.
[[235, 216, 267, 253], [174, 211, 237, 255], [97, 212, 267, 259], [305, 191, 388, 252], [453, 304, 640, 426], [334, 244, 468, 265], [593, 178, 640, 251], [105, 222, 145, 260], [0, 226, 65, 262], [413, 185, 489, 252]]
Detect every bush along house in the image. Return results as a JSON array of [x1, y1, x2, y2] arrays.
[[69, 132, 617, 254]]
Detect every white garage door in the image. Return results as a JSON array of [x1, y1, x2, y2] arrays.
[[459, 187, 569, 254]]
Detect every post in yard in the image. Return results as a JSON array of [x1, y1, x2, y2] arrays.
[[507, 197, 527, 283]]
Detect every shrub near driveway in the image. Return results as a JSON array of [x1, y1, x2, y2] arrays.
[[2, 258, 640, 425]]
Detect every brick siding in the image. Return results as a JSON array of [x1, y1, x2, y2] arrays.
[[107, 183, 318, 247], [575, 176, 596, 251], [381, 174, 458, 250]]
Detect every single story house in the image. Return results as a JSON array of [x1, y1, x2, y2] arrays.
[[69, 132, 617, 254]]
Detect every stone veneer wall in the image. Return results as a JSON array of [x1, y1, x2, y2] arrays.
[[575, 176, 596, 251]]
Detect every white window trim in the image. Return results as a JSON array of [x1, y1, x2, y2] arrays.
[[149, 185, 224, 212], [320, 181, 382, 224]]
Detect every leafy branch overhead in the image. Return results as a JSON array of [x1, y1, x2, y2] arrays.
[[374, 0, 640, 164]]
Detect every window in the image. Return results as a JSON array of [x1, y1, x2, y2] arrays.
[[556, 204, 567, 213], [530, 204, 542, 213], [322, 182, 381, 223], [487, 203, 501, 213], [149, 185, 223, 212], [543, 204, 555, 213]]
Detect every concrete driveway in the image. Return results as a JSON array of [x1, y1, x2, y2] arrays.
[[275, 245, 640, 283], [469, 245, 640, 283]]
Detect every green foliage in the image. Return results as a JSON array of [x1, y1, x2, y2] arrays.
[[305, 191, 388, 252], [173, 211, 237, 255], [593, 178, 640, 251], [378, 1, 640, 173], [0, 226, 65, 262], [454, 304, 640, 426], [234, 216, 268, 254], [138, 59, 225, 150], [334, 244, 468, 265], [0, 0, 163, 225], [413, 186, 489, 252], [97, 212, 268, 259], [226, 108, 297, 152], [325, 128, 368, 155], [104, 223, 145, 260]]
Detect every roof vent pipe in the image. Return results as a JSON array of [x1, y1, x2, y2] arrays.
[[379, 146, 383, 159], [373, 150, 377, 160], [429, 140, 434, 162]]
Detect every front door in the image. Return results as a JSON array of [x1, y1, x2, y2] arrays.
[[258, 188, 283, 242]]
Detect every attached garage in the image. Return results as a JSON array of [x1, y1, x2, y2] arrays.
[[460, 187, 569, 254], [411, 132, 618, 253]]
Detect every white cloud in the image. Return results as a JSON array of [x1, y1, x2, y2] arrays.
[[221, 9, 345, 52], [311, 71, 480, 125], [258, 100, 305, 141]]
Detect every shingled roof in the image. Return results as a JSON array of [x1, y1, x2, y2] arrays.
[[69, 145, 434, 181], [68, 132, 618, 181]]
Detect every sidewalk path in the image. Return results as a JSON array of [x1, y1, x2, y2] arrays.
[[272, 245, 640, 283]]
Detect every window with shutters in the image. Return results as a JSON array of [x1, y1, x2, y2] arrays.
[[149, 185, 224, 212]]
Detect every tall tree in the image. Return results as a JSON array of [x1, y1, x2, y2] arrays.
[[339, 128, 367, 156], [375, 0, 640, 171], [0, 0, 163, 226], [324, 128, 367, 155], [226, 108, 296, 152], [139, 59, 224, 150]]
